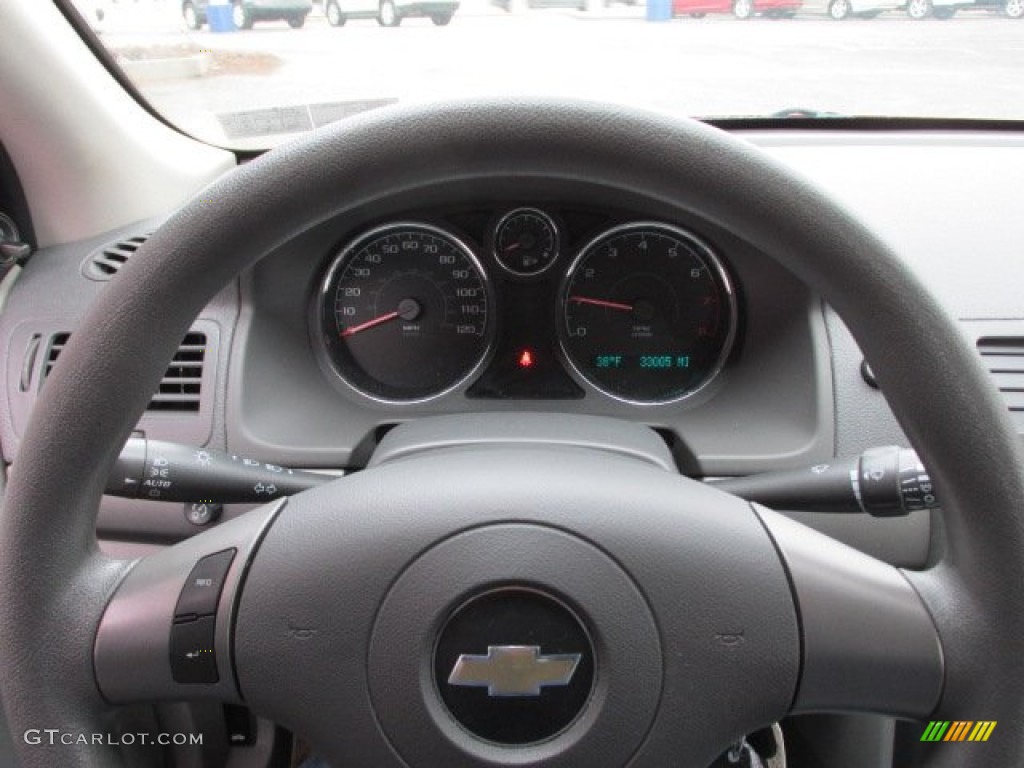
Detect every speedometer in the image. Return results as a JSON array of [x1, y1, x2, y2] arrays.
[[558, 223, 736, 405], [318, 223, 492, 402]]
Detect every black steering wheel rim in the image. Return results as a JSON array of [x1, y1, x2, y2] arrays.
[[2, 99, 1022, 767]]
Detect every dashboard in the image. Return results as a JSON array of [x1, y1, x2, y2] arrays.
[[3, 132, 1023, 568]]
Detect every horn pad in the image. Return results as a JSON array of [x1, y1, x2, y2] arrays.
[[367, 524, 662, 768]]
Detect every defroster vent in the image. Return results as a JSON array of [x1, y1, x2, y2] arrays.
[[83, 233, 150, 281]]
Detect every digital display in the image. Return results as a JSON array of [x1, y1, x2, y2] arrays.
[[595, 354, 691, 369]]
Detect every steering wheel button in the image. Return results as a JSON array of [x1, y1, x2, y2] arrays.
[[169, 616, 219, 684], [174, 549, 236, 620]]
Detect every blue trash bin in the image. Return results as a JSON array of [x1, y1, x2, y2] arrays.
[[207, 3, 236, 32], [646, 0, 672, 20]]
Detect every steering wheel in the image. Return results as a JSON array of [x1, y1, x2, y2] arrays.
[[2, 100, 1022, 768]]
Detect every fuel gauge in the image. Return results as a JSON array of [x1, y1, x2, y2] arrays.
[[493, 208, 560, 277]]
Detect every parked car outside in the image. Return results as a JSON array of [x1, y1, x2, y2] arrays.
[[182, 0, 314, 29], [325, 0, 458, 25], [980, 0, 1023, 16], [490, 0, 636, 11], [958, 0, 1022, 14], [800, 0, 897, 18], [672, 0, 800, 18], [900, 0, 964, 17]]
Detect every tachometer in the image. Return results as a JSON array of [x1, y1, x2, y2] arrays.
[[318, 223, 492, 402], [558, 223, 736, 405]]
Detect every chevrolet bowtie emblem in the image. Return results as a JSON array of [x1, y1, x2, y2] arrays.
[[448, 645, 582, 697]]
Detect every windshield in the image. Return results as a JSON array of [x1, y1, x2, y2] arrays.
[[72, 0, 1020, 149]]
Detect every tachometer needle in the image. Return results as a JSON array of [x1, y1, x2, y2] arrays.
[[341, 310, 400, 338], [568, 296, 634, 312]]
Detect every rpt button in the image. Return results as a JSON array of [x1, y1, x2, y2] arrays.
[[174, 549, 236, 619]]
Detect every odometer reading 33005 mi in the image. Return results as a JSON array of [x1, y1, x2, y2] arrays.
[[558, 223, 736, 404], [318, 223, 492, 402]]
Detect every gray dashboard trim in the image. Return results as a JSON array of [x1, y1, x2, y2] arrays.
[[752, 132, 1024, 323], [368, 412, 677, 471]]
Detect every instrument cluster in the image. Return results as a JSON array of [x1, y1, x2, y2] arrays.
[[314, 206, 738, 406]]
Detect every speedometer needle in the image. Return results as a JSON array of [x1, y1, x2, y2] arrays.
[[341, 311, 400, 338], [568, 296, 634, 312]]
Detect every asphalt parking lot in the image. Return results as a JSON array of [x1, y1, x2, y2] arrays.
[[89, 0, 1024, 146]]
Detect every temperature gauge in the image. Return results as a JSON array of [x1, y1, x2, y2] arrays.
[[493, 208, 560, 277]]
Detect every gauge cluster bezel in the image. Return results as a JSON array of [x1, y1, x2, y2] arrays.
[[237, 185, 827, 473], [311, 206, 741, 409]]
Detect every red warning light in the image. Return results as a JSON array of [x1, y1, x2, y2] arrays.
[[518, 349, 535, 369]]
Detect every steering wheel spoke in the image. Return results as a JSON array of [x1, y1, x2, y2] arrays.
[[757, 507, 944, 719], [94, 500, 284, 705]]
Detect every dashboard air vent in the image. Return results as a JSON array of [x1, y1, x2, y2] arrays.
[[83, 233, 150, 281], [977, 337, 1024, 433], [42, 331, 207, 413]]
